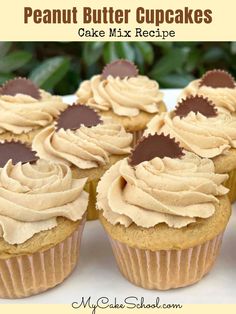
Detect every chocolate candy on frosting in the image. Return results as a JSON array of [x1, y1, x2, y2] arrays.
[[0, 77, 41, 100], [101, 59, 139, 80], [129, 133, 184, 166], [0, 141, 38, 167], [56, 104, 102, 131], [199, 70, 235, 88], [175, 95, 217, 118]]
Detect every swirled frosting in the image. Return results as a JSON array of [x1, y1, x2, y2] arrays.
[[179, 79, 236, 113], [144, 111, 236, 158], [97, 153, 228, 228], [76, 75, 163, 117], [0, 90, 67, 135], [0, 160, 88, 244], [32, 117, 132, 169]]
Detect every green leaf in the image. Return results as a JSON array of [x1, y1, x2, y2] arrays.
[[87, 63, 102, 78], [29, 57, 70, 90], [55, 69, 79, 95], [149, 48, 190, 79], [0, 42, 12, 57], [83, 42, 104, 66], [135, 42, 154, 64], [0, 51, 32, 73], [103, 43, 119, 63], [114, 42, 135, 61], [134, 46, 145, 73], [0, 73, 14, 85], [202, 47, 225, 63], [152, 42, 173, 50], [175, 42, 199, 48], [230, 42, 236, 55], [158, 73, 195, 88], [185, 50, 201, 72]]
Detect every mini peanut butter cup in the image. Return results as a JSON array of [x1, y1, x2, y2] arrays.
[[101, 59, 139, 80], [129, 133, 184, 166], [0, 141, 38, 167], [199, 69, 235, 88], [174, 95, 217, 118], [0, 77, 41, 99], [56, 104, 102, 131]]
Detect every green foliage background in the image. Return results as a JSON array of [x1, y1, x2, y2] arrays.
[[0, 42, 236, 95]]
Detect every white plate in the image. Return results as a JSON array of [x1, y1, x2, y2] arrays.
[[1, 89, 235, 304]]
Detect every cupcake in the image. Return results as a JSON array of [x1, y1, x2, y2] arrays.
[[0, 141, 88, 298], [145, 96, 236, 202], [97, 134, 231, 290], [76, 59, 166, 146], [178, 69, 236, 114], [0, 77, 67, 143], [32, 104, 133, 220]]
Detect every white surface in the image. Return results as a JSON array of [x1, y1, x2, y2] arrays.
[[1, 89, 235, 305]]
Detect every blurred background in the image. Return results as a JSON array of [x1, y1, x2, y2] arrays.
[[0, 42, 236, 95]]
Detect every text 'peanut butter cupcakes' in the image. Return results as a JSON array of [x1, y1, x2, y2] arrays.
[[97, 134, 231, 290], [145, 95, 236, 202], [0, 78, 67, 144], [76, 59, 166, 146], [0, 141, 88, 298], [32, 104, 133, 220]]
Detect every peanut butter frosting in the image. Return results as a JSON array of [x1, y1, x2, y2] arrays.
[[179, 79, 236, 113], [76, 75, 163, 117], [145, 111, 236, 158], [32, 117, 133, 169], [0, 90, 67, 135], [97, 153, 228, 229], [0, 159, 88, 244]]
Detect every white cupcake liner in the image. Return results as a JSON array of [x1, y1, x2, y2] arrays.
[[108, 232, 223, 290], [0, 219, 85, 299]]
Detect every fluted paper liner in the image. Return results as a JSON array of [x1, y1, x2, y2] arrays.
[[224, 168, 236, 203], [108, 232, 224, 290], [84, 179, 100, 220], [0, 218, 85, 299]]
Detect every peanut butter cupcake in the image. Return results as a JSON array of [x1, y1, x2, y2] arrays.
[[179, 69, 236, 114], [97, 134, 231, 290], [0, 141, 88, 298], [145, 96, 236, 202], [32, 104, 133, 220], [0, 77, 67, 143], [76, 59, 166, 146]]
